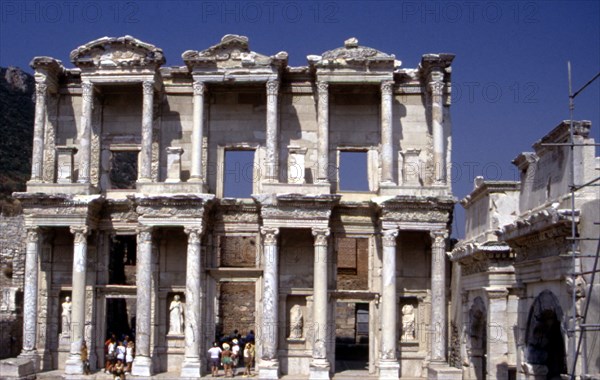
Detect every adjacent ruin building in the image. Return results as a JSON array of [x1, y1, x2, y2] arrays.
[[8, 35, 460, 379], [450, 121, 600, 379]]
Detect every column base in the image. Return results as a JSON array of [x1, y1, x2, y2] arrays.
[[132, 355, 153, 377], [258, 359, 279, 379], [64, 354, 83, 375], [378, 360, 399, 379], [309, 359, 331, 380], [427, 361, 462, 380], [1, 357, 37, 380], [180, 357, 202, 378]]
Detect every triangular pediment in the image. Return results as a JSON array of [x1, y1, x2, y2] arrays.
[[70, 35, 165, 70], [308, 38, 397, 70], [182, 34, 287, 71]]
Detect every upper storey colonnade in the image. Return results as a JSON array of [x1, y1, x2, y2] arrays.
[[27, 35, 454, 198]]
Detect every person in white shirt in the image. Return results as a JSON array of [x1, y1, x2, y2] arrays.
[[207, 341, 222, 377]]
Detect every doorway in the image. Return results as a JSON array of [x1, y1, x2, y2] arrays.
[[334, 301, 369, 373], [105, 297, 137, 343]]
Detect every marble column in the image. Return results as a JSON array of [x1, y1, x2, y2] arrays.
[[139, 80, 154, 182], [265, 80, 279, 181], [181, 226, 204, 377], [132, 226, 154, 376], [316, 81, 329, 183], [65, 226, 89, 374], [30, 83, 47, 182], [310, 227, 330, 379], [429, 70, 445, 185], [379, 228, 399, 379], [430, 230, 448, 362], [259, 227, 280, 379], [190, 81, 205, 182], [486, 288, 509, 380], [77, 81, 93, 184], [380, 81, 394, 185], [19, 227, 41, 367]]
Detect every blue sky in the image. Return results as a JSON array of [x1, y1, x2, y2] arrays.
[[1, 0, 598, 237]]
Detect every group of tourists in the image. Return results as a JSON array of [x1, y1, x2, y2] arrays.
[[208, 330, 256, 377], [104, 334, 135, 379]]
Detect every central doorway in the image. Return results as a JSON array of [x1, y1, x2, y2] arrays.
[[105, 297, 137, 343], [334, 301, 369, 373]]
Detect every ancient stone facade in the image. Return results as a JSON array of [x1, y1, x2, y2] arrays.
[[11, 35, 459, 379], [450, 121, 600, 380]]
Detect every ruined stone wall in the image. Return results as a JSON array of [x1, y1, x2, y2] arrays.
[[217, 282, 256, 338], [0, 213, 26, 359]]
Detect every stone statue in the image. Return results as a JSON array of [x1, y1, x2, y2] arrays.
[[289, 304, 303, 339], [61, 296, 72, 335], [168, 294, 184, 335], [401, 304, 415, 341]]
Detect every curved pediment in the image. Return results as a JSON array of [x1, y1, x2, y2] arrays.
[[182, 34, 287, 71], [308, 38, 397, 70], [70, 35, 165, 70]]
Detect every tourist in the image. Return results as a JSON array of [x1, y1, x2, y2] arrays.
[[112, 358, 126, 380], [125, 340, 134, 373], [80, 340, 90, 375], [116, 340, 126, 363], [243, 342, 255, 377], [105, 336, 116, 373], [221, 342, 234, 377], [207, 341, 222, 377], [245, 330, 255, 344], [231, 339, 240, 374]]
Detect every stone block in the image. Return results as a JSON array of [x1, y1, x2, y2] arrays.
[[0, 357, 36, 380]]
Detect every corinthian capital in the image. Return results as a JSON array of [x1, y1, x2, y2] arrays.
[[70, 226, 89, 244], [142, 81, 155, 95], [382, 229, 399, 247], [312, 227, 330, 246], [316, 80, 329, 94], [428, 80, 444, 95], [193, 81, 205, 96], [184, 225, 204, 244], [137, 226, 153, 243], [261, 227, 279, 246], [380, 80, 394, 95], [266, 80, 279, 96], [35, 82, 48, 97], [26, 227, 41, 243], [430, 230, 448, 249]]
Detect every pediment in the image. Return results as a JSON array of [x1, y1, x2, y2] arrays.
[[308, 38, 397, 70], [70, 35, 165, 70], [182, 34, 287, 71]]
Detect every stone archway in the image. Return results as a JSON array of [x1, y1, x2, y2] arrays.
[[525, 290, 567, 380], [469, 297, 487, 380]]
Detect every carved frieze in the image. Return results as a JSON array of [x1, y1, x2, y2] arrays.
[[70, 35, 165, 69]]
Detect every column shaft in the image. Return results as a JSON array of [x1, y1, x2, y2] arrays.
[[380, 81, 394, 184], [190, 82, 205, 181], [139, 81, 154, 182], [265, 80, 279, 181], [22, 228, 40, 353], [316, 81, 329, 183], [429, 71, 445, 184], [181, 226, 203, 377], [310, 228, 331, 379], [430, 230, 448, 362], [31, 83, 47, 182], [381, 229, 398, 359], [260, 227, 280, 361], [132, 227, 154, 376], [78, 82, 93, 183], [65, 226, 89, 374]]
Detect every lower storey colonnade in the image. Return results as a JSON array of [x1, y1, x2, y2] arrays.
[[18, 220, 455, 379]]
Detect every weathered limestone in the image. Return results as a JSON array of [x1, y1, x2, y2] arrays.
[[30, 83, 47, 183], [310, 228, 331, 380], [18, 228, 40, 370], [56, 147, 78, 183], [259, 227, 280, 379], [165, 147, 183, 183], [265, 80, 279, 181], [181, 226, 204, 377], [64, 226, 89, 374], [77, 81, 93, 184], [190, 81, 205, 182], [139, 80, 155, 182], [316, 81, 329, 183], [429, 70, 445, 185], [379, 229, 399, 379], [380, 81, 394, 185], [132, 226, 154, 376]]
